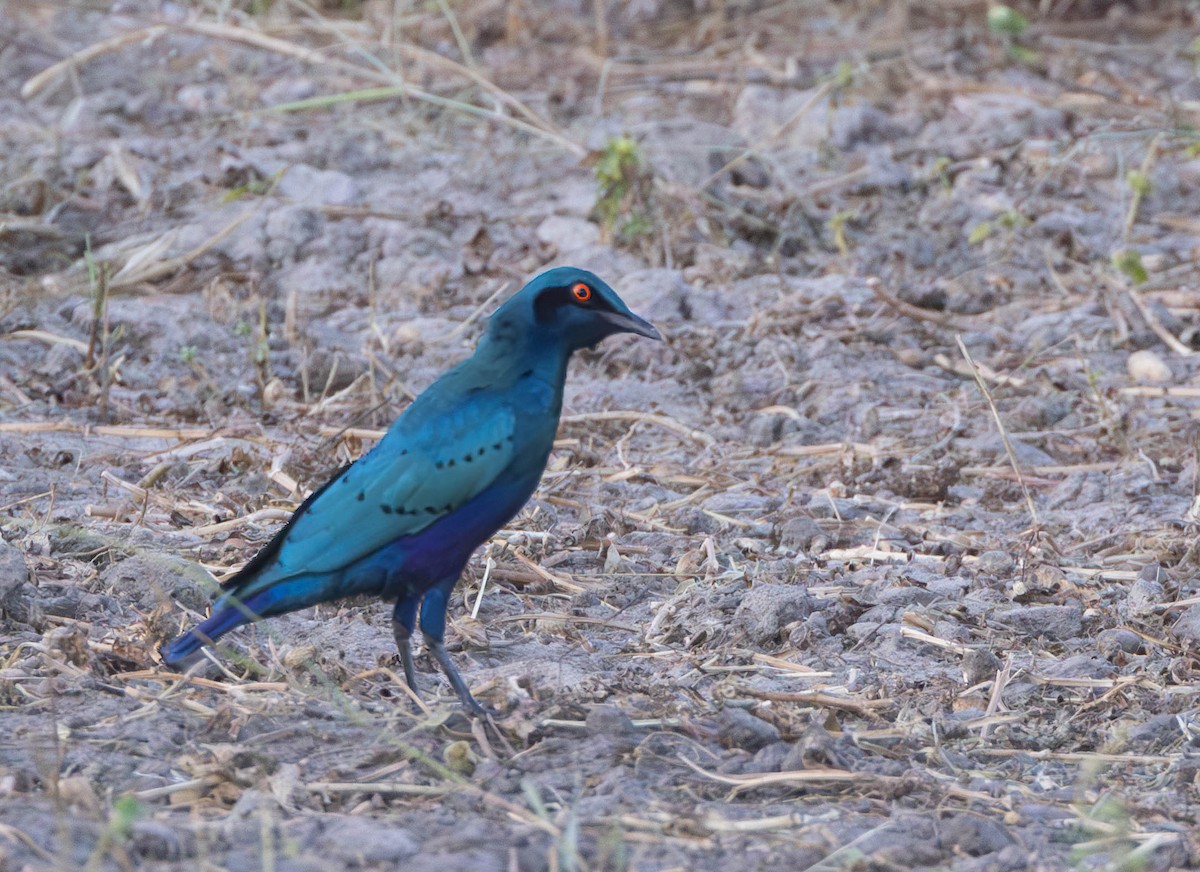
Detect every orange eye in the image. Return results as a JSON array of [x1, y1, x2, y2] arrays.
[[572, 282, 592, 303]]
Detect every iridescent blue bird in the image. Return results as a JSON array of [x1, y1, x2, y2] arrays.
[[160, 267, 660, 714]]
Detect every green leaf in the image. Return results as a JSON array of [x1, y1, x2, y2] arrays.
[[1126, 170, 1152, 197], [1007, 44, 1039, 64], [968, 222, 992, 245], [1112, 249, 1148, 284], [110, 795, 144, 840], [988, 5, 1028, 37]]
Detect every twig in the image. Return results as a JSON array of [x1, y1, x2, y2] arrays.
[[560, 410, 715, 447], [734, 685, 891, 717], [190, 508, 293, 537], [865, 277, 974, 330], [678, 755, 894, 797], [956, 336, 1039, 526], [21, 25, 170, 98], [512, 551, 585, 594], [0, 421, 214, 439], [1, 330, 88, 352], [1123, 132, 1161, 241], [306, 781, 451, 797], [979, 654, 1013, 742], [1125, 283, 1192, 356], [488, 613, 639, 633]]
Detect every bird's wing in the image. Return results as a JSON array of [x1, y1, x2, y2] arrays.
[[247, 390, 517, 585]]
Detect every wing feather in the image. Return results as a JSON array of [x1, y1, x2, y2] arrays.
[[247, 392, 516, 587]]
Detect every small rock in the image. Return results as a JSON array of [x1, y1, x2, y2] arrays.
[[928, 577, 970, 599], [781, 718, 847, 769], [742, 741, 791, 773], [1124, 573, 1165, 619], [1042, 654, 1116, 681], [130, 820, 190, 862], [610, 268, 687, 321], [1126, 713, 1182, 751], [716, 707, 780, 752], [0, 540, 41, 627], [278, 165, 358, 206], [585, 704, 637, 738], [747, 413, 795, 447], [962, 649, 1001, 686], [937, 812, 1017, 856], [1097, 628, 1142, 660], [0, 539, 30, 602], [991, 604, 1083, 641], [99, 553, 215, 614], [778, 517, 824, 552], [1170, 603, 1200, 643], [733, 583, 815, 645], [976, 550, 1015, 577], [265, 206, 323, 262], [1127, 349, 1172, 383]]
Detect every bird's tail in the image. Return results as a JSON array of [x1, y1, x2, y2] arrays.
[[159, 575, 339, 667], [159, 585, 277, 666]]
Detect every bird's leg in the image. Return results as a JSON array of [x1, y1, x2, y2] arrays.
[[392, 595, 420, 697], [426, 638, 489, 717], [420, 578, 490, 717]]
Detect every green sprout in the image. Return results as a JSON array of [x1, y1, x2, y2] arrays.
[[931, 155, 953, 190], [1112, 249, 1148, 284], [968, 222, 992, 245], [594, 135, 644, 236], [988, 5, 1037, 64], [1126, 170, 1152, 198], [828, 210, 855, 256]]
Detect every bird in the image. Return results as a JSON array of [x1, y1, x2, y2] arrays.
[[159, 266, 661, 715]]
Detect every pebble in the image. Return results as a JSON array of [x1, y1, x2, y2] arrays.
[[975, 550, 1015, 577], [1126, 349, 1172, 383], [715, 707, 781, 752], [1096, 628, 1142, 659], [991, 604, 1083, 641], [734, 583, 815, 645]]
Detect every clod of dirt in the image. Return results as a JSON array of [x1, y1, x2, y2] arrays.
[[585, 704, 637, 738], [715, 706, 780, 752], [1096, 628, 1143, 659], [44, 624, 90, 666], [961, 649, 1001, 686], [990, 603, 1083, 641], [975, 550, 1015, 577], [0, 539, 41, 628], [733, 583, 815, 646], [935, 812, 1018, 857], [277, 165, 359, 206], [777, 516, 825, 553], [129, 819, 191, 863], [1041, 654, 1117, 681], [99, 552, 217, 614], [1169, 604, 1200, 643]]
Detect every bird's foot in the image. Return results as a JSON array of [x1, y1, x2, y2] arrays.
[[427, 639, 493, 719]]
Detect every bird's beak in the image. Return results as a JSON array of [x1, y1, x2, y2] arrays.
[[599, 309, 663, 341]]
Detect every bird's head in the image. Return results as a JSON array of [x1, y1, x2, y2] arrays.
[[495, 266, 662, 352]]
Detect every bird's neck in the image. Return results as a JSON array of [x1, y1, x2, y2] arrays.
[[474, 326, 573, 385]]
